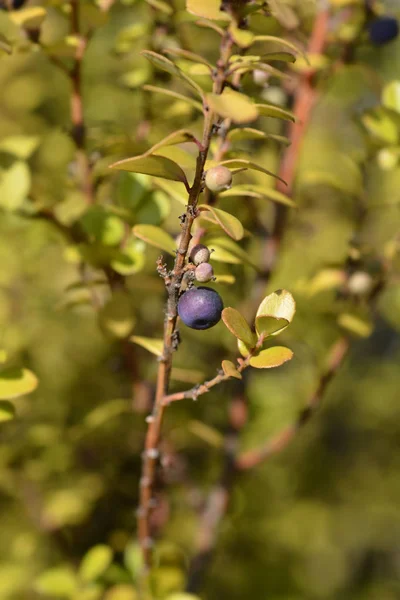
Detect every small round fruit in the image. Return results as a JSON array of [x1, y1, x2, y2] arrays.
[[348, 271, 374, 296], [189, 244, 210, 265], [368, 16, 399, 46], [178, 286, 223, 330], [205, 166, 233, 193], [195, 263, 214, 283]]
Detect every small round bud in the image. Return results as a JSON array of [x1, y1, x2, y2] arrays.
[[189, 244, 210, 265], [205, 166, 233, 193], [195, 263, 214, 283], [253, 69, 269, 86], [348, 271, 374, 296]]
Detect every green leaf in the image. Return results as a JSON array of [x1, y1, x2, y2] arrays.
[[255, 289, 296, 337], [0, 368, 38, 399], [109, 154, 189, 188], [189, 419, 224, 446], [0, 135, 40, 158], [198, 205, 244, 240], [83, 400, 129, 430], [206, 237, 259, 270], [0, 161, 31, 211], [249, 346, 293, 369], [220, 184, 295, 207], [133, 224, 176, 256], [221, 360, 242, 379], [0, 401, 16, 422], [164, 48, 213, 69], [361, 109, 398, 145], [338, 313, 373, 338], [221, 307, 255, 347], [98, 291, 136, 339], [79, 545, 113, 582], [124, 541, 144, 579], [382, 81, 400, 114], [155, 180, 188, 206], [145, 0, 173, 14], [252, 35, 308, 62], [111, 238, 146, 276], [218, 159, 286, 185], [186, 0, 230, 21], [130, 336, 164, 357], [230, 61, 289, 79], [255, 104, 296, 122], [10, 6, 47, 28], [206, 90, 258, 124], [146, 129, 200, 155], [0, 33, 12, 54], [141, 50, 204, 99], [144, 85, 203, 112], [228, 24, 254, 48], [227, 128, 267, 142], [34, 566, 77, 598]]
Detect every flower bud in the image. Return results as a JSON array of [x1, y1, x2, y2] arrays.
[[189, 244, 210, 266], [195, 263, 214, 283], [205, 166, 232, 193]]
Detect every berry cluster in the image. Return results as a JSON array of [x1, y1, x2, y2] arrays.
[[178, 243, 223, 330]]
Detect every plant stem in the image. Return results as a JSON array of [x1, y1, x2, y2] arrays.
[[137, 32, 235, 568]]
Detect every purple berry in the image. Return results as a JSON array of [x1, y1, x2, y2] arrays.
[[195, 263, 214, 283], [368, 16, 399, 46], [178, 287, 223, 330]]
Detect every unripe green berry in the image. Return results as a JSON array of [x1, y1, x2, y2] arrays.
[[195, 263, 214, 283], [205, 166, 232, 193], [190, 244, 210, 266]]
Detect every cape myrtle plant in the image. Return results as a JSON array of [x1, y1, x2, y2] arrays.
[[106, 0, 300, 572]]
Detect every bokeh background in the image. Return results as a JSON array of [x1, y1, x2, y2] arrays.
[[1, 0, 400, 599]]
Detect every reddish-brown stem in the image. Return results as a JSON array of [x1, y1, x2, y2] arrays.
[[138, 31, 235, 568]]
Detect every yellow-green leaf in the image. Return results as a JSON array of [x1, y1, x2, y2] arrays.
[[0, 368, 38, 399], [133, 224, 176, 256], [164, 48, 213, 69], [0, 33, 12, 54], [141, 50, 204, 98], [34, 567, 77, 598], [198, 205, 244, 240], [0, 135, 40, 158], [206, 236, 259, 270], [109, 154, 189, 188], [206, 89, 258, 124], [144, 85, 203, 112], [338, 313, 373, 338], [382, 80, 400, 114], [228, 24, 254, 48], [221, 360, 242, 379], [222, 308, 254, 347], [145, 0, 173, 14], [255, 289, 296, 337], [130, 336, 163, 356], [186, 0, 230, 21], [220, 184, 295, 207], [0, 161, 31, 211], [219, 159, 286, 185], [255, 104, 296, 122], [0, 401, 16, 422], [249, 346, 293, 369], [10, 6, 47, 28], [189, 420, 224, 446], [146, 129, 200, 155], [253, 35, 308, 62], [79, 545, 113, 583], [99, 291, 136, 339]]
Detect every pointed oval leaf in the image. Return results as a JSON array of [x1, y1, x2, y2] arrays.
[[221, 184, 295, 207], [79, 545, 113, 582], [146, 129, 200, 155], [249, 346, 293, 369], [109, 154, 189, 188], [10, 6, 47, 28], [221, 360, 242, 379], [230, 61, 289, 79], [164, 48, 213, 69], [206, 90, 258, 124], [133, 225, 176, 256], [228, 25, 254, 48], [130, 336, 164, 356], [382, 81, 400, 114], [0, 401, 16, 422], [261, 51, 296, 63], [186, 0, 230, 21], [141, 50, 204, 98], [256, 289, 296, 337], [198, 205, 244, 240], [252, 35, 308, 62], [206, 236, 259, 270], [219, 159, 286, 185], [222, 308, 255, 347], [255, 104, 296, 122], [34, 567, 77, 597], [0, 368, 38, 399], [144, 85, 203, 112]]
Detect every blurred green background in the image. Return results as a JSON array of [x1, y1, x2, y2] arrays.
[[1, 0, 400, 599]]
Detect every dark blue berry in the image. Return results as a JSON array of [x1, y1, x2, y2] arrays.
[[178, 286, 223, 330], [368, 16, 399, 46], [0, 0, 26, 8]]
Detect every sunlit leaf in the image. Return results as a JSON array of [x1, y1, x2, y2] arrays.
[[206, 89, 258, 124], [382, 80, 400, 114], [164, 48, 213, 69], [227, 128, 290, 145], [186, 0, 230, 21], [338, 313, 373, 337], [0, 161, 31, 211], [206, 236, 259, 269], [109, 154, 189, 188], [252, 35, 308, 62], [0, 401, 16, 422], [34, 567, 77, 598], [218, 159, 286, 185], [249, 346, 293, 369], [133, 224, 176, 256], [255, 289, 296, 337], [141, 50, 204, 98], [221, 360, 242, 379], [255, 104, 296, 122], [111, 238, 146, 276], [220, 184, 295, 207], [79, 545, 113, 582], [99, 291, 136, 339], [198, 205, 244, 240], [222, 308, 254, 347], [130, 336, 164, 356], [228, 24, 254, 48], [145, 0, 173, 14], [0, 33, 12, 54], [10, 6, 47, 28], [0, 135, 40, 159], [0, 368, 38, 399], [146, 129, 200, 155]]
